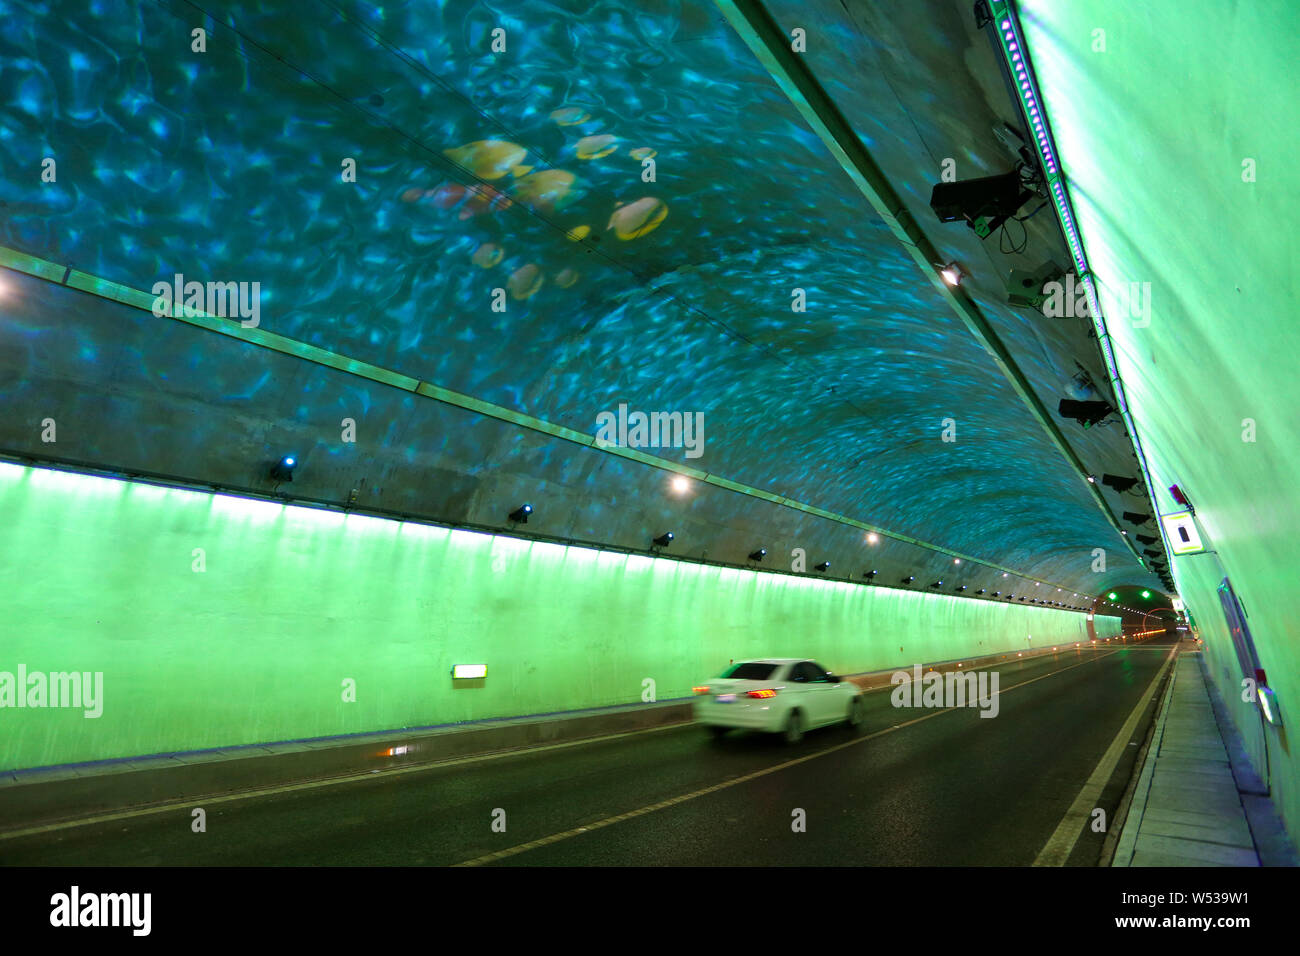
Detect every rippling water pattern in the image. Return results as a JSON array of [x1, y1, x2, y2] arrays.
[[0, 0, 1143, 588]]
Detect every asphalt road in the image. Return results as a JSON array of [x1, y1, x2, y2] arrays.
[[0, 638, 1177, 866]]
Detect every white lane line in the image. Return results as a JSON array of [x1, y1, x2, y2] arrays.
[[451, 649, 1124, 866], [0, 721, 689, 841], [0, 646, 1135, 849], [851, 645, 1125, 695], [1032, 645, 1178, 866]]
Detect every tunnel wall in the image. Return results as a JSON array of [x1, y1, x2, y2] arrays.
[[1171, 552, 1289, 833], [0, 462, 1121, 770], [1020, 0, 1299, 846]]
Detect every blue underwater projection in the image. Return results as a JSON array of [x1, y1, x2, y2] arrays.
[[0, 0, 1155, 593]]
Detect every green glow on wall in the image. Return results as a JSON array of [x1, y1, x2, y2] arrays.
[[0, 462, 1118, 770], [1020, 0, 1300, 841]]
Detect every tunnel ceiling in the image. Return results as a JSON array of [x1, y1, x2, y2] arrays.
[[0, 0, 1167, 598]]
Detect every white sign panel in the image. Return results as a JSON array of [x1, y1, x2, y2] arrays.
[[1161, 511, 1203, 554]]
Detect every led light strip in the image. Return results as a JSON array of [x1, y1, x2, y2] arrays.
[[987, 1, 1175, 584]]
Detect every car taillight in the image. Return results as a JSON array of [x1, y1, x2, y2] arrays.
[[747, 689, 777, 699], [693, 686, 710, 695]]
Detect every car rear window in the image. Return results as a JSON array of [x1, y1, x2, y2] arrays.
[[720, 662, 778, 680]]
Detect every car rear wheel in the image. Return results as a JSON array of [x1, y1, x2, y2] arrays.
[[783, 709, 804, 744], [847, 695, 864, 729]]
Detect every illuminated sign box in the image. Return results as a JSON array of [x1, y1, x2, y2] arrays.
[[451, 664, 488, 680], [1160, 511, 1203, 554]]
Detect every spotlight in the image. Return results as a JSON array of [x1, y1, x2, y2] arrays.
[[653, 533, 674, 548], [956, 585, 967, 592], [1087, 475, 1097, 483], [993, 591, 1001, 596], [866, 533, 880, 544], [938, 261, 967, 287], [1102, 474, 1140, 493], [1123, 511, 1153, 525], [670, 475, 691, 494], [1058, 399, 1115, 428], [930, 581, 943, 589], [929, 169, 1033, 238], [269, 455, 296, 482], [902, 576, 915, 585], [815, 562, 830, 572], [509, 504, 533, 524], [749, 549, 767, 561], [977, 589, 985, 595], [863, 570, 878, 581], [1141, 590, 1151, 599]]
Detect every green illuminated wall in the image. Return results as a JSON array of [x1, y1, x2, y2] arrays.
[[1021, 0, 1299, 840], [0, 462, 1118, 770]]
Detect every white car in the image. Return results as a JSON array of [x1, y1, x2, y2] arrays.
[[693, 659, 864, 743]]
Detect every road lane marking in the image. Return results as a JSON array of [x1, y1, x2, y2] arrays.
[[1032, 645, 1178, 866], [851, 645, 1122, 696], [0, 646, 1131, 849], [451, 649, 1124, 866], [0, 721, 691, 841]]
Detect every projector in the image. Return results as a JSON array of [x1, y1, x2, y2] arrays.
[[930, 170, 1033, 238]]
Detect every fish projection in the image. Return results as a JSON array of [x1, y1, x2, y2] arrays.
[[399, 108, 668, 301]]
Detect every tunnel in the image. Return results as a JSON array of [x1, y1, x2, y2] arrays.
[[0, 0, 1295, 907]]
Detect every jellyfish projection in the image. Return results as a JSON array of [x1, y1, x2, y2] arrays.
[[472, 244, 504, 268], [549, 106, 590, 126], [405, 121, 670, 302], [441, 140, 527, 180], [607, 197, 668, 240], [512, 169, 581, 212], [400, 183, 467, 209], [507, 263, 545, 300], [575, 134, 618, 159], [457, 183, 512, 220]]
